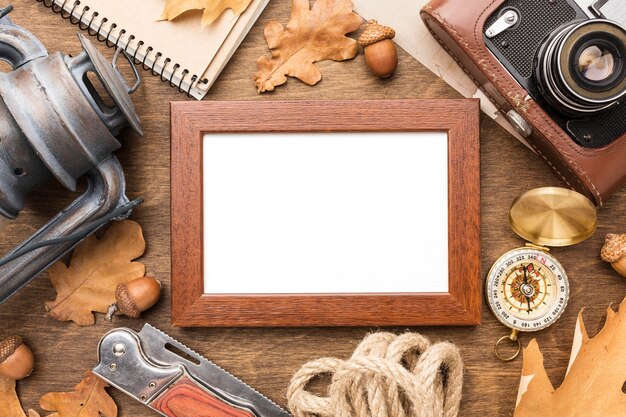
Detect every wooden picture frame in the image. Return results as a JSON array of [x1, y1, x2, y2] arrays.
[[171, 99, 481, 327]]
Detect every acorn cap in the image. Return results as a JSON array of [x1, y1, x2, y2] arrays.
[[601, 233, 626, 263], [115, 283, 141, 319], [0, 336, 22, 363], [358, 20, 395, 47]]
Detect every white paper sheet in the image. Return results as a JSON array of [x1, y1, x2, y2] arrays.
[[202, 132, 449, 294]]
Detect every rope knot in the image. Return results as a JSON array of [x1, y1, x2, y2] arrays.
[[287, 332, 463, 417]]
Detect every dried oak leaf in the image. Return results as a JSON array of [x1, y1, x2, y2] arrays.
[[39, 371, 116, 417], [45, 220, 146, 326], [253, 0, 362, 92], [160, 0, 254, 29], [514, 296, 626, 417], [0, 376, 40, 417]]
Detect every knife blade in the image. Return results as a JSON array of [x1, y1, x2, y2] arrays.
[[93, 324, 291, 417]]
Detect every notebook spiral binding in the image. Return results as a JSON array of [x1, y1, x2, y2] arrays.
[[36, 0, 208, 97]]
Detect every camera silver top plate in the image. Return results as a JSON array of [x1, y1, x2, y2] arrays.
[[590, 0, 626, 27]]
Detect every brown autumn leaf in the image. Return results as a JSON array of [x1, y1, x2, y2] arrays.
[[39, 371, 117, 417], [0, 376, 40, 417], [253, 0, 362, 92], [514, 296, 626, 417], [44, 220, 146, 326], [160, 0, 254, 29]]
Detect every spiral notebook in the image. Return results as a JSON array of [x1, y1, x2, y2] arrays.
[[40, 0, 269, 100]]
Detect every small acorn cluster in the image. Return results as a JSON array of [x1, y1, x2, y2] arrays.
[[0, 335, 34, 381], [0, 275, 161, 388], [358, 20, 398, 78], [106, 276, 162, 321], [601, 233, 626, 278]]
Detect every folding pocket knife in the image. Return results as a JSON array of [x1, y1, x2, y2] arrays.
[[93, 324, 291, 417]]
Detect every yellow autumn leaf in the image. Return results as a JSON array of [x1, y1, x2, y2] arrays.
[[253, 0, 362, 92], [160, 0, 254, 29], [44, 220, 146, 326], [39, 371, 117, 417], [514, 296, 626, 416], [0, 376, 39, 417]]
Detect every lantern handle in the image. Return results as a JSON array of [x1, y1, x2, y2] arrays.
[[112, 46, 141, 94], [0, 156, 142, 304]]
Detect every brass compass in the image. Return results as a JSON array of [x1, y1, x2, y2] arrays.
[[486, 187, 597, 361]]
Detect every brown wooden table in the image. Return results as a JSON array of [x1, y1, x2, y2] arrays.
[[1, 1, 624, 415]]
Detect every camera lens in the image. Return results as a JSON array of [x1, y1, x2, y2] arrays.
[[535, 19, 626, 116], [577, 45, 615, 82]]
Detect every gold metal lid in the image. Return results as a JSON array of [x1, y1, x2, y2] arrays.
[[509, 187, 597, 247]]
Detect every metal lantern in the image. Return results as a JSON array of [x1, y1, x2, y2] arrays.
[[0, 5, 143, 303]]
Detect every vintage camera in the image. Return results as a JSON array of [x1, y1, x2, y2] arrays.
[[421, 0, 626, 205], [483, 0, 626, 149]]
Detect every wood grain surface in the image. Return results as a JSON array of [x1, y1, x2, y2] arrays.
[[170, 99, 481, 327], [0, 1, 624, 416]]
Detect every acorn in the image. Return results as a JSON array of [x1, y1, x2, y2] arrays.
[[358, 20, 398, 78], [601, 233, 626, 278], [106, 276, 162, 321], [0, 336, 34, 380]]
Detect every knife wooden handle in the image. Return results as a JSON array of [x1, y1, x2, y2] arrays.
[[151, 376, 255, 417]]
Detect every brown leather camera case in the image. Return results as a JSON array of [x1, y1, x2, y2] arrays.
[[421, 0, 626, 206]]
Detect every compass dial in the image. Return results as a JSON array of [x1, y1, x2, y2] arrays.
[[486, 247, 569, 332]]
